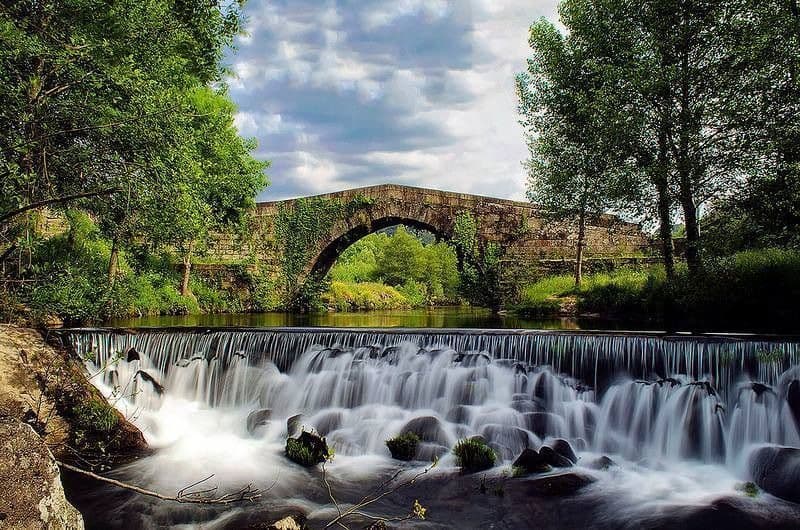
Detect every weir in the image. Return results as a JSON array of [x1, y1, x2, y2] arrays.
[[64, 328, 800, 469]]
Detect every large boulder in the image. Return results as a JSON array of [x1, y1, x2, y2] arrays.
[[521, 472, 596, 496], [401, 416, 450, 446], [748, 445, 800, 504], [0, 417, 84, 529], [512, 443, 575, 476], [287, 414, 303, 437], [513, 448, 552, 474], [246, 409, 272, 435], [548, 438, 578, 465]]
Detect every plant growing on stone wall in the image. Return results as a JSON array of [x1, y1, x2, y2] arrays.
[[275, 195, 374, 308], [451, 212, 502, 310]]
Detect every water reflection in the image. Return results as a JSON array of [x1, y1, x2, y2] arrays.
[[106, 306, 642, 330]]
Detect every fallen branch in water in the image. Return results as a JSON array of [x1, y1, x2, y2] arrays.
[[57, 461, 264, 505], [322, 456, 435, 529]]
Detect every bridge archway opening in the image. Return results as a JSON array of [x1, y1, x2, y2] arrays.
[[308, 217, 449, 282]]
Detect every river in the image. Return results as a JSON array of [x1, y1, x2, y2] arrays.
[[59, 311, 800, 529]]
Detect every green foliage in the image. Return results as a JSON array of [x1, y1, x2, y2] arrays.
[[516, 250, 800, 331], [386, 432, 420, 461], [73, 401, 118, 434], [325, 226, 461, 309], [453, 438, 496, 472], [17, 213, 269, 322], [451, 212, 502, 309], [516, 275, 576, 316], [285, 431, 329, 467], [323, 281, 410, 311], [275, 195, 374, 307], [735, 482, 759, 498]]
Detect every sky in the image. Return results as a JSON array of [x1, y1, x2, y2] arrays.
[[226, 0, 561, 202]]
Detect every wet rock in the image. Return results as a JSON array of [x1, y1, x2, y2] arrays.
[[787, 379, 800, 426], [587, 455, 617, 470], [538, 446, 573, 468], [547, 438, 578, 465], [311, 410, 343, 436], [513, 448, 552, 474], [446, 405, 471, 424], [416, 442, 449, 462], [748, 445, 800, 504], [510, 399, 540, 414], [521, 472, 596, 496], [744, 382, 776, 398], [246, 409, 272, 435], [287, 414, 303, 437], [125, 347, 140, 362], [134, 370, 164, 395], [285, 430, 329, 467], [523, 412, 561, 437], [401, 416, 449, 446], [480, 424, 533, 460], [458, 352, 491, 367], [0, 417, 84, 529]]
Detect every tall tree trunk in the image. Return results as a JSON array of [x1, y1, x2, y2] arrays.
[[108, 237, 119, 286], [656, 114, 675, 281], [180, 240, 194, 297], [574, 207, 586, 288], [676, 21, 702, 276]]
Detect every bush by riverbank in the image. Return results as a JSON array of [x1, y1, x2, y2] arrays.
[[1, 212, 270, 325], [515, 249, 800, 332]]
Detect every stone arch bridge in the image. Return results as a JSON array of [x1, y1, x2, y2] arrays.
[[209, 184, 651, 304]]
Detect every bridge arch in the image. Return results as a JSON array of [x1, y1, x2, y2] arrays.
[[307, 216, 450, 282]]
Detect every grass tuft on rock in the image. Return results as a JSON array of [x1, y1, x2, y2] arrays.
[[285, 430, 329, 467], [386, 432, 420, 461], [453, 438, 496, 472]]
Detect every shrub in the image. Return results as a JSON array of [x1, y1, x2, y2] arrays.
[[735, 481, 759, 498], [453, 438, 496, 472], [73, 400, 119, 434], [386, 432, 420, 461]]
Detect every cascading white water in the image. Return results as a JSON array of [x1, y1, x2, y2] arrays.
[[66, 328, 800, 473]]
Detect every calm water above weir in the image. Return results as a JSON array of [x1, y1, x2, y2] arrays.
[[105, 306, 648, 331], [60, 325, 800, 529]]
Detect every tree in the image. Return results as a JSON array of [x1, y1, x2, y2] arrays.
[[157, 87, 268, 296], [517, 18, 630, 287], [0, 0, 252, 284], [375, 226, 426, 286], [540, 0, 753, 279]]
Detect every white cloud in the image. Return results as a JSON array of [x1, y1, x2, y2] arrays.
[[228, 0, 562, 201]]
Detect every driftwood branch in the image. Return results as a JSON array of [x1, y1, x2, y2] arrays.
[[0, 188, 120, 225], [323, 460, 435, 529], [57, 461, 263, 505]]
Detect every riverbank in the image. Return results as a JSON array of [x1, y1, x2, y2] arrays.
[[0, 325, 148, 528], [514, 249, 800, 333]]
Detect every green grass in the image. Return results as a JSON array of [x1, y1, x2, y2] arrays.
[[386, 432, 420, 461], [516, 275, 576, 315], [515, 250, 800, 332], [322, 281, 411, 311], [453, 438, 496, 472]]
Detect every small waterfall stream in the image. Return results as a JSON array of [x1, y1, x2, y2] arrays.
[[63, 328, 800, 528]]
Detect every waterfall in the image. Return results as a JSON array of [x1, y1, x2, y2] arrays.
[[63, 328, 800, 468]]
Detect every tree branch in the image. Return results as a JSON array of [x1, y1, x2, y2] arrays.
[[0, 188, 120, 225], [57, 461, 263, 505]]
